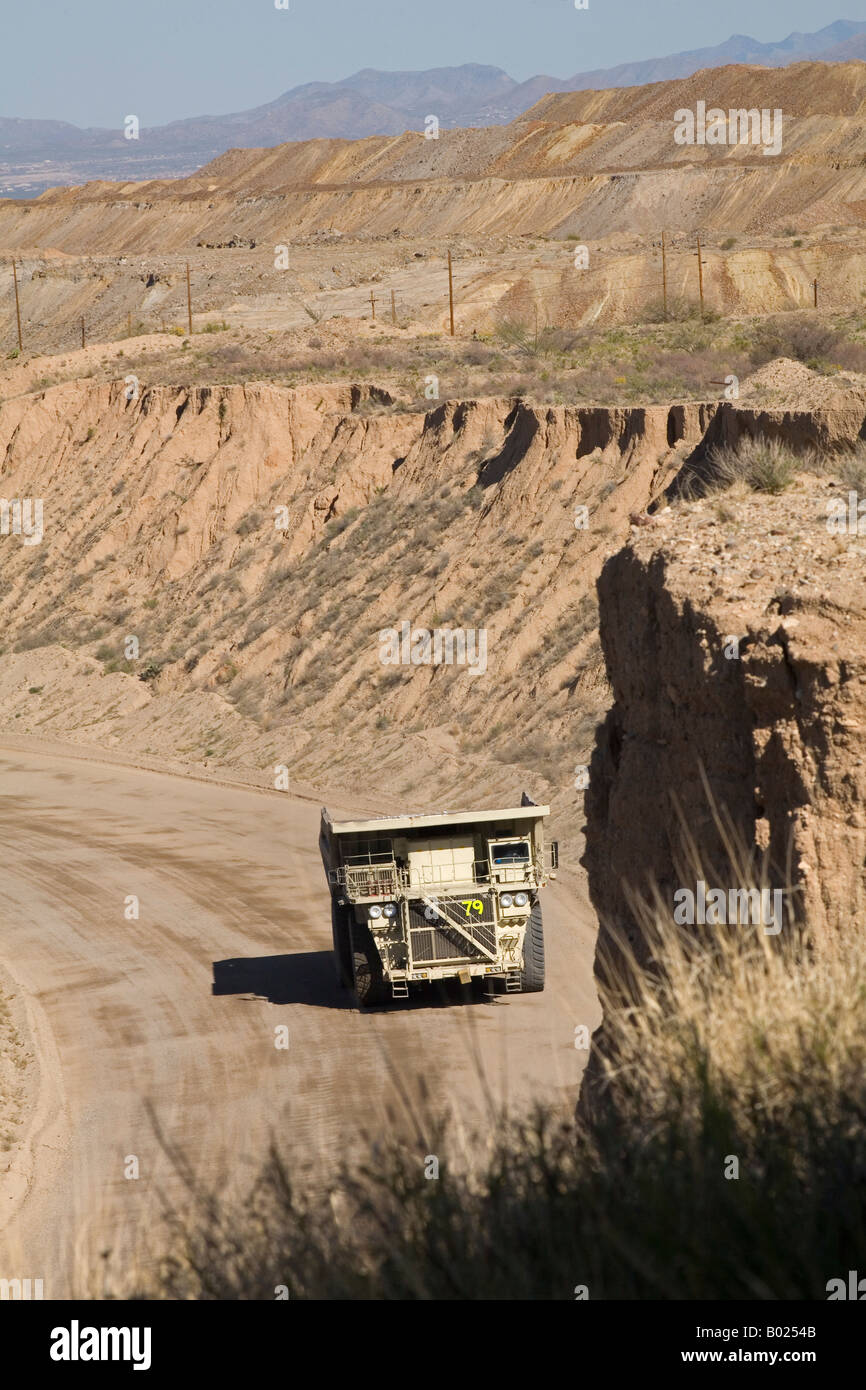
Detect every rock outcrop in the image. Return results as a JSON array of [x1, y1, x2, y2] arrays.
[[583, 472, 866, 970]]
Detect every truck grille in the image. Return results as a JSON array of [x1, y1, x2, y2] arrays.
[[410, 927, 469, 962], [408, 894, 497, 962]]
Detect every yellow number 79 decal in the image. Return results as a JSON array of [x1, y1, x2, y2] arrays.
[[461, 899, 484, 917]]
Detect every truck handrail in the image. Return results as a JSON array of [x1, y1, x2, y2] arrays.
[[329, 860, 539, 899]]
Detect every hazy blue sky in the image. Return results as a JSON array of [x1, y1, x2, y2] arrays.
[[4, 1, 861, 127]]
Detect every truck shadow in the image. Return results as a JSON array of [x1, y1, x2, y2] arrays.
[[212, 951, 353, 1009], [212, 952, 500, 1011]]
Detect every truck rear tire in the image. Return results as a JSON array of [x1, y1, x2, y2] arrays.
[[351, 921, 388, 1007], [331, 900, 353, 988], [520, 898, 545, 993]]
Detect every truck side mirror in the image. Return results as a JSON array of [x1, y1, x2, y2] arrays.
[[549, 841, 559, 871]]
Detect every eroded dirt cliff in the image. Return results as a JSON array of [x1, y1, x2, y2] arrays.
[[584, 470, 866, 963], [0, 376, 708, 836]]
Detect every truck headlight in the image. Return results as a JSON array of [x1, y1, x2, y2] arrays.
[[500, 893, 513, 908], [369, 905, 383, 919], [383, 903, 397, 918], [514, 892, 528, 907]]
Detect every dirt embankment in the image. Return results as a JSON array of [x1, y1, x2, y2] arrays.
[[583, 468, 866, 968], [0, 376, 713, 843], [3, 361, 866, 852], [0, 972, 34, 1158]]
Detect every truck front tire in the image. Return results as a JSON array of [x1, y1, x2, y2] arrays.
[[331, 900, 354, 988], [351, 920, 388, 1007], [520, 898, 545, 993]]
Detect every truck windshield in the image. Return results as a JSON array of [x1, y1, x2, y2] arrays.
[[491, 841, 529, 864]]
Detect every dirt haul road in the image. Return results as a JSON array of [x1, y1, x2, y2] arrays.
[[0, 743, 599, 1296]]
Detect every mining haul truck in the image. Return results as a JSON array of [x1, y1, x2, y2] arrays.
[[320, 797, 557, 1005]]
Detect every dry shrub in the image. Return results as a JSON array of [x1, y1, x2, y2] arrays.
[[704, 437, 802, 495], [749, 315, 866, 372], [824, 439, 866, 493]]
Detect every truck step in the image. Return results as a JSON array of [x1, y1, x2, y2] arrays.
[[390, 980, 409, 1000], [505, 970, 522, 993]]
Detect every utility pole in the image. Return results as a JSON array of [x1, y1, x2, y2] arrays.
[[80, 316, 85, 349], [447, 249, 455, 336], [11, 258, 22, 351], [813, 277, 818, 309], [391, 288, 397, 326], [370, 289, 376, 321], [127, 310, 132, 336], [186, 262, 193, 335], [661, 230, 668, 321], [696, 233, 705, 320]]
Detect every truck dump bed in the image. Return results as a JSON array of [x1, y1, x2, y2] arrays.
[[321, 804, 550, 897]]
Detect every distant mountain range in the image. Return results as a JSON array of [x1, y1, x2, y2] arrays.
[[3, 19, 866, 195]]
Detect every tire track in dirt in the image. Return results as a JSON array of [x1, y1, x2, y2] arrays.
[[0, 743, 598, 1296]]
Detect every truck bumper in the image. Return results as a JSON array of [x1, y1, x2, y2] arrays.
[[398, 963, 508, 983]]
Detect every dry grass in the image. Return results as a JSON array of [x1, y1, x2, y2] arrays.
[[703, 437, 803, 495], [825, 439, 866, 493]]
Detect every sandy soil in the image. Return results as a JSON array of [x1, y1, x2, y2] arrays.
[[0, 737, 599, 1298]]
